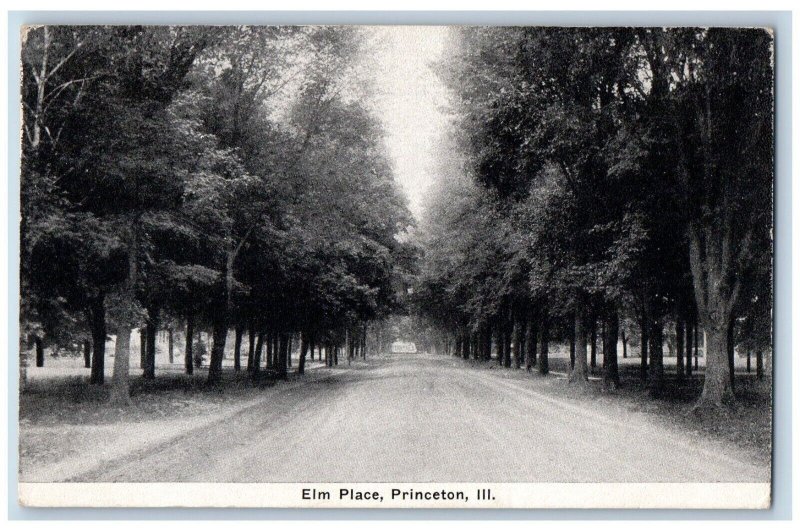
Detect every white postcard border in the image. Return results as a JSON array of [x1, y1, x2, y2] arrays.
[[18, 482, 771, 510]]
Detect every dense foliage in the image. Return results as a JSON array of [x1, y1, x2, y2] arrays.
[[21, 25, 413, 402], [416, 27, 773, 411]]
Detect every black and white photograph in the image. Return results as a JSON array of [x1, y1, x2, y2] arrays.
[[14, 20, 777, 510]]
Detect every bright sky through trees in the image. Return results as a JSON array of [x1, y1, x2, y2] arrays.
[[369, 26, 451, 218]]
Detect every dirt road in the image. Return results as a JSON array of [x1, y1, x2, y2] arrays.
[[48, 352, 768, 483]]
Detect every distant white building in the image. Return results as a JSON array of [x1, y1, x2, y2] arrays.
[[391, 341, 417, 354]]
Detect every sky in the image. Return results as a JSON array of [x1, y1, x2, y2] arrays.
[[367, 26, 452, 219]]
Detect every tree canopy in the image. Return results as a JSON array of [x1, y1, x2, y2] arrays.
[[21, 25, 414, 400]]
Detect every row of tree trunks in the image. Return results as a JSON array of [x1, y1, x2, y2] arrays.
[[324, 342, 340, 367], [90, 305, 369, 393], [344, 324, 368, 362], [447, 305, 671, 387]]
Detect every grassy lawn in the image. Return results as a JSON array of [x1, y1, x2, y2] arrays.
[[458, 348, 772, 465]]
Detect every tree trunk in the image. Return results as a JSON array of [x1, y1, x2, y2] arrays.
[[484, 324, 493, 361], [569, 315, 576, 371], [233, 325, 243, 371], [277, 333, 288, 378], [206, 317, 228, 385], [139, 328, 146, 368], [590, 318, 597, 370], [185, 315, 194, 375], [685, 319, 693, 377], [525, 312, 538, 370], [727, 318, 736, 392], [347, 329, 354, 365], [539, 312, 549, 375], [688, 223, 742, 410], [167, 327, 174, 364], [83, 339, 91, 368], [639, 312, 649, 381], [144, 309, 158, 380], [361, 324, 367, 359], [34, 336, 44, 367], [253, 332, 264, 375], [20, 336, 29, 389], [105, 219, 138, 404], [648, 317, 665, 398], [502, 319, 512, 368], [513, 316, 525, 370], [569, 310, 589, 384], [89, 296, 106, 385], [110, 326, 132, 405], [746, 350, 751, 373], [603, 308, 619, 389], [207, 251, 235, 385], [697, 324, 733, 407], [27, 26, 50, 151], [756, 350, 764, 379], [247, 322, 255, 372], [676, 318, 685, 381], [621, 330, 627, 358], [298, 332, 309, 375]]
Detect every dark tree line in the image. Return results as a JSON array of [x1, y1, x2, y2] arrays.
[[416, 27, 773, 412], [20, 25, 415, 403]]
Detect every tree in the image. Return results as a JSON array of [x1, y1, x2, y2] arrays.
[[634, 28, 773, 409]]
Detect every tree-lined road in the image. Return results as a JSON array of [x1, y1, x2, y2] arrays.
[[70, 353, 768, 483]]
